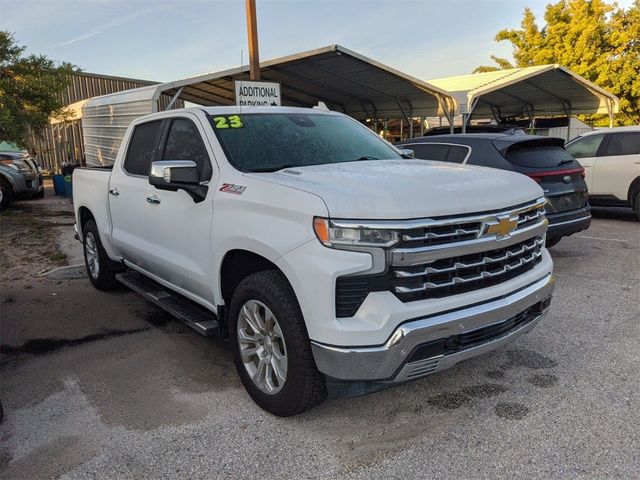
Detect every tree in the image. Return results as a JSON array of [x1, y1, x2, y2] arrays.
[[0, 31, 77, 147], [475, 0, 640, 125]]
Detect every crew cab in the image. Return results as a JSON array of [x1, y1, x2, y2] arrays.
[[73, 106, 555, 416]]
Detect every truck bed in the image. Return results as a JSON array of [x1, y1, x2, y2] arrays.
[[73, 167, 113, 252]]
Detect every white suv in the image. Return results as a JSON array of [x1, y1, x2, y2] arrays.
[[566, 126, 640, 218]]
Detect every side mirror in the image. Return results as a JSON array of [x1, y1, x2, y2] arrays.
[[149, 160, 207, 202], [398, 148, 415, 159]]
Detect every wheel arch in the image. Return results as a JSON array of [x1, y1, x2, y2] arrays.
[[77, 206, 95, 238], [627, 176, 640, 207], [0, 171, 16, 190], [219, 249, 290, 307]]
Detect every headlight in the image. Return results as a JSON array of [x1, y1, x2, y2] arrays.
[[313, 217, 399, 248]]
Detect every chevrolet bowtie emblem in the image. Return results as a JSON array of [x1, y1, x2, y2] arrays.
[[483, 215, 519, 238]]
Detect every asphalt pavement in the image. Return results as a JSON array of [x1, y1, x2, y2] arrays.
[[1, 193, 638, 479]]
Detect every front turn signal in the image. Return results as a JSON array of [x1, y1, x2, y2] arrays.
[[313, 217, 330, 246]]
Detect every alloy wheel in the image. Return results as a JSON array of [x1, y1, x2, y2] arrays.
[[237, 299, 288, 395]]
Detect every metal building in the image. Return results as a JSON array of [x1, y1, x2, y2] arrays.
[[28, 72, 164, 171]]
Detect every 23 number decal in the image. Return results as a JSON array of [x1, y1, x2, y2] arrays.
[[213, 115, 244, 129]]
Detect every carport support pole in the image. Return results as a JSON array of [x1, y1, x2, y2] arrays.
[[245, 0, 261, 80], [164, 87, 184, 111]]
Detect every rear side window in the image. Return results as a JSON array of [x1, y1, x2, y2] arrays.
[[602, 132, 640, 156], [410, 143, 469, 163], [412, 144, 449, 161], [123, 120, 163, 176], [160, 118, 212, 180], [565, 134, 604, 159], [447, 145, 470, 163]]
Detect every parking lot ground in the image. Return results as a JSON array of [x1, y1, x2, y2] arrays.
[[1, 194, 639, 479]]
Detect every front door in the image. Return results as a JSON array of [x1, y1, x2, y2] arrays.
[[566, 133, 606, 193], [592, 132, 640, 201], [143, 114, 217, 303]]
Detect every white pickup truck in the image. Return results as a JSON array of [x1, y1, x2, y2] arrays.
[[74, 106, 554, 416]]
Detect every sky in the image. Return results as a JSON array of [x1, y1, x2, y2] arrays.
[[0, 0, 635, 83]]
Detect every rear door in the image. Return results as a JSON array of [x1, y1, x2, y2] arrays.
[[591, 132, 640, 200], [143, 114, 217, 303], [565, 133, 606, 191], [108, 119, 163, 266]]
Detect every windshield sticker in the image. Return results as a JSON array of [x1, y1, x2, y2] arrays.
[[213, 115, 244, 129], [219, 183, 246, 195]]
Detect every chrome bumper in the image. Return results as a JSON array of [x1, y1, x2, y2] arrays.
[[311, 274, 555, 383]]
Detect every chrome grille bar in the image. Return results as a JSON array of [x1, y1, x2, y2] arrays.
[[330, 197, 546, 231], [402, 227, 481, 242], [392, 219, 547, 267], [396, 250, 543, 294], [395, 237, 544, 278], [517, 208, 545, 225]]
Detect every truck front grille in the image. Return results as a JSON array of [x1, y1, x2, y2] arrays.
[[335, 199, 547, 317], [392, 236, 544, 302]]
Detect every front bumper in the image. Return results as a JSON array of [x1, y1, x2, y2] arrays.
[[311, 274, 555, 383]]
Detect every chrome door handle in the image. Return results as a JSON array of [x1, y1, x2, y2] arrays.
[[109, 188, 119, 196], [146, 195, 161, 205]]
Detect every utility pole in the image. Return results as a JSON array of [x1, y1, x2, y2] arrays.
[[245, 0, 260, 80]]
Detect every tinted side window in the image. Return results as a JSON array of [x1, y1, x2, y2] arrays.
[[602, 132, 640, 156], [565, 134, 604, 159], [123, 120, 163, 176], [411, 144, 450, 162], [161, 118, 212, 180], [447, 145, 469, 163]]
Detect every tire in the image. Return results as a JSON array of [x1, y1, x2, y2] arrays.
[[634, 192, 640, 221], [82, 219, 120, 290], [545, 236, 561, 248], [0, 177, 14, 211], [229, 270, 327, 416]]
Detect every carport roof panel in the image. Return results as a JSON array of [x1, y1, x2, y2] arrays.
[[427, 64, 619, 117], [155, 45, 454, 119]]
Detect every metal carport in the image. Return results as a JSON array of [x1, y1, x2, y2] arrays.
[[158, 44, 454, 127], [427, 64, 620, 137], [82, 45, 455, 165]]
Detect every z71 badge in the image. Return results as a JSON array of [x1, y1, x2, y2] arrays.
[[219, 183, 246, 195]]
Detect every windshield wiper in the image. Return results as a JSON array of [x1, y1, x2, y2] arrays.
[[248, 165, 294, 173], [349, 156, 379, 161]]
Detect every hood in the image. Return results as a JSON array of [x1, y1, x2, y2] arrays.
[[248, 160, 544, 219]]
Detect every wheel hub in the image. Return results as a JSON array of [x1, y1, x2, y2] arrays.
[[237, 299, 288, 395], [85, 232, 100, 280]]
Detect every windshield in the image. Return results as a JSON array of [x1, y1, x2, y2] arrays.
[[209, 112, 402, 172]]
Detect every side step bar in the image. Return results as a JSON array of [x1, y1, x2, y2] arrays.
[[117, 271, 220, 336]]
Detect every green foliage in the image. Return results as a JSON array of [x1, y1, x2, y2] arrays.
[[0, 31, 77, 147], [477, 0, 640, 125]]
